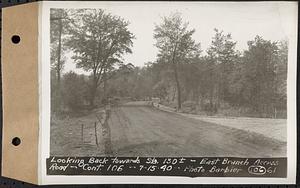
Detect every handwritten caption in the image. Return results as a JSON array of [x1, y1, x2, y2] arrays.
[[47, 157, 286, 177]]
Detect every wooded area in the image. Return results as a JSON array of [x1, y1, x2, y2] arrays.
[[50, 9, 288, 119]]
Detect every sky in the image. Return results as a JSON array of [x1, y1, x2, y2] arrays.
[[58, 2, 297, 74]]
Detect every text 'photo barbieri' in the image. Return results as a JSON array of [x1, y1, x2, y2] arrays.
[[49, 3, 288, 159]]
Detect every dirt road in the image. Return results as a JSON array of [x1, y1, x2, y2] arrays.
[[109, 102, 286, 157], [51, 101, 286, 157]]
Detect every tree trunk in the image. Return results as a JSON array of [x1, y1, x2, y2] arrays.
[[56, 19, 63, 113], [209, 65, 214, 113], [171, 43, 181, 110], [209, 86, 214, 112], [103, 69, 107, 103], [173, 63, 182, 110], [89, 76, 98, 108]]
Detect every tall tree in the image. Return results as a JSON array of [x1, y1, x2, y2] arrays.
[[50, 9, 70, 113], [154, 12, 201, 110], [243, 36, 279, 116], [274, 39, 288, 117], [66, 9, 134, 107], [207, 29, 237, 108]]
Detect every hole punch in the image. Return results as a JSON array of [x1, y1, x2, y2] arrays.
[[11, 35, 20, 44], [12, 137, 21, 146]]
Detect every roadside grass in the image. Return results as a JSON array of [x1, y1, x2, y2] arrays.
[[153, 103, 287, 142]]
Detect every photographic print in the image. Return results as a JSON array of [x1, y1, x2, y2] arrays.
[[39, 1, 297, 184]]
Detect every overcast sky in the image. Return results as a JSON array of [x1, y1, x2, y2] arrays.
[[59, 2, 297, 74]]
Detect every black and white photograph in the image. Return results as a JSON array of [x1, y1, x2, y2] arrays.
[[42, 1, 297, 183]]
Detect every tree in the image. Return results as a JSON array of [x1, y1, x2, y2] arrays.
[[66, 9, 134, 107], [106, 63, 137, 98], [274, 40, 288, 117], [243, 36, 279, 117], [50, 9, 72, 113], [179, 56, 213, 111], [207, 29, 238, 108], [154, 12, 201, 110]]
